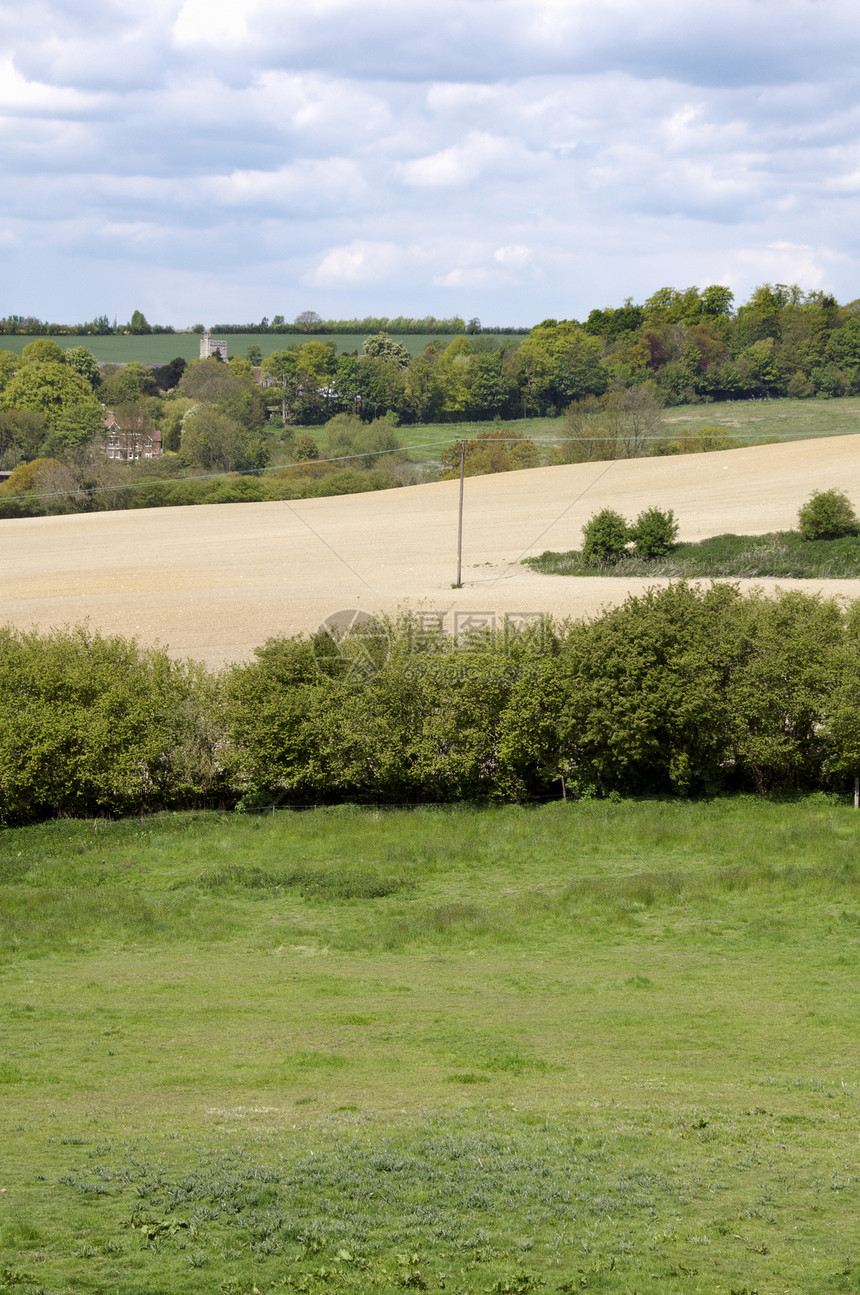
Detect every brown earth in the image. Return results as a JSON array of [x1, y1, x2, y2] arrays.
[[3, 435, 860, 668]]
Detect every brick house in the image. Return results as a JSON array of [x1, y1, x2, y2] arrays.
[[103, 411, 163, 462]]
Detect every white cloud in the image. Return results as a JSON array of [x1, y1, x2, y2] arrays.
[[494, 245, 532, 266], [206, 159, 368, 207], [727, 242, 831, 291], [397, 132, 528, 188], [308, 240, 405, 286], [3, 0, 860, 323]]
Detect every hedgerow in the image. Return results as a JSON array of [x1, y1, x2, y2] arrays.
[[4, 583, 860, 824]]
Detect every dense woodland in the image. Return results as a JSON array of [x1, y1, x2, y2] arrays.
[[3, 283, 860, 516], [2, 582, 860, 824]]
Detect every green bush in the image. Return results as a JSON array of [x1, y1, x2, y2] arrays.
[[7, 584, 860, 824], [631, 506, 679, 558], [0, 627, 226, 823], [798, 489, 858, 540], [581, 508, 630, 565]]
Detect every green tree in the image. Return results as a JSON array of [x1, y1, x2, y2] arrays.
[[0, 626, 224, 823], [321, 412, 400, 468], [46, 398, 105, 452], [294, 310, 323, 331], [0, 409, 47, 460], [517, 322, 609, 413], [726, 590, 842, 791], [100, 361, 158, 405], [0, 349, 19, 392], [261, 349, 299, 421], [553, 582, 742, 795], [177, 358, 266, 431], [180, 404, 270, 472], [1, 361, 92, 427], [554, 396, 613, 463], [63, 346, 101, 389], [128, 309, 151, 334], [362, 332, 411, 365], [797, 489, 859, 540], [581, 508, 630, 565], [630, 506, 678, 558], [21, 338, 64, 365], [293, 431, 320, 461]]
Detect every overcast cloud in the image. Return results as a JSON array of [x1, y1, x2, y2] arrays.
[[2, 0, 859, 326]]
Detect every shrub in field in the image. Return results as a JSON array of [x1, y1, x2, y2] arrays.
[[0, 627, 226, 823], [798, 488, 858, 540], [581, 508, 630, 565], [630, 506, 679, 558], [551, 581, 744, 795]]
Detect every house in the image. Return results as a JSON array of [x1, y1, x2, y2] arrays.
[[103, 411, 163, 462]]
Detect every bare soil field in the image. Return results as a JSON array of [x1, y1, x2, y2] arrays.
[[4, 435, 860, 668]]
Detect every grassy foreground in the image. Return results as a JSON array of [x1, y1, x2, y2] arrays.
[[525, 530, 860, 579], [1, 799, 858, 1295]]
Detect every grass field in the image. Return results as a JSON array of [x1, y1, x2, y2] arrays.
[[660, 396, 860, 443], [291, 416, 565, 466], [0, 334, 526, 364], [295, 400, 860, 468], [1, 798, 858, 1294], [525, 529, 860, 579], [319, 400, 860, 467]]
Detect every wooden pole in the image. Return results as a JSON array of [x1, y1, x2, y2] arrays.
[[455, 440, 465, 587]]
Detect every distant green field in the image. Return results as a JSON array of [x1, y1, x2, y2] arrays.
[[1, 798, 858, 1294], [288, 415, 565, 466], [0, 333, 525, 363], [660, 394, 860, 442]]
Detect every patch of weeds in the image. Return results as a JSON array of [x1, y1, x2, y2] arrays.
[[489, 1273, 545, 1293], [481, 1052, 550, 1076], [0, 1226, 42, 1250], [188, 862, 410, 901], [291, 1051, 348, 1070]]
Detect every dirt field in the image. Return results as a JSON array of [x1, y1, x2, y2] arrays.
[[4, 435, 860, 668]]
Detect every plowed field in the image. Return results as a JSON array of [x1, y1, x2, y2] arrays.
[[4, 435, 860, 667]]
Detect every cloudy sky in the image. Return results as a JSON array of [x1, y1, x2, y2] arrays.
[[2, 0, 859, 327]]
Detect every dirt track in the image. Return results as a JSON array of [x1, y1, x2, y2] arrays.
[[4, 435, 860, 668]]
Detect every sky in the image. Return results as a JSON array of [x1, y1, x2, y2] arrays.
[[2, 0, 860, 328]]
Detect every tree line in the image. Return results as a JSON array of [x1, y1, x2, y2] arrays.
[[0, 311, 525, 338], [4, 281, 860, 517], [3, 583, 860, 825]]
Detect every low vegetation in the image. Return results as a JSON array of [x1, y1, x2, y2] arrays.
[[797, 487, 859, 540], [528, 489, 860, 578], [1, 798, 858, 1294], [5, 581, 860, 824], [528, 528, 860, 579]]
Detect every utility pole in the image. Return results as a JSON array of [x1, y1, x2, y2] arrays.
[[455, 440, 465, 587]]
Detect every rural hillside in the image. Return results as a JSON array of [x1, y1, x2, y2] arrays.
[[3, 434, 860, 666]]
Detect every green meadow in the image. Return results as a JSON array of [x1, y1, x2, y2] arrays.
[[1, 799, 858, 1294], [0, 335, 525, 364]]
